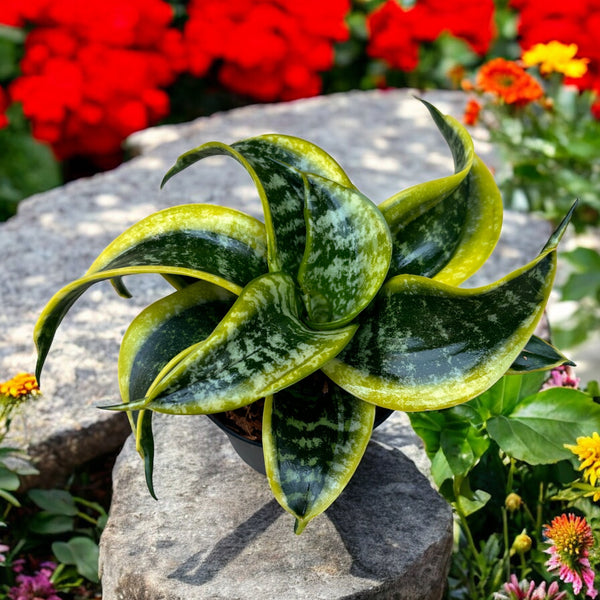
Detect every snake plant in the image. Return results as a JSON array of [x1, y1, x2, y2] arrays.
[[34, 100, 573, 534]]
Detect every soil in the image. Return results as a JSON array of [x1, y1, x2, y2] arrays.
[[215, 399, 264, 441]]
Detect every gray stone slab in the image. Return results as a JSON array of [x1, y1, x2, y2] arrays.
[[99, 414, 452, 600]]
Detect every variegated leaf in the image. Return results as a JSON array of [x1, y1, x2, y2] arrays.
[[263, 373, 375, 534], [86, 204, 268, 293], [379, 102, 502, 284], [125, 272, 357, 414], [118, 281, 236, 496], [161, 135, 355, 277], [379, 99, 474, 229], [508, 335, 574, 373], [322, 238, 562, 412], [298, 173, 392, 328], [386, 156, 502, 284], [34, 204, 265, 381]]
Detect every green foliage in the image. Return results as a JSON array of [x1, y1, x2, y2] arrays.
[[554, 247, 600, 349], [0, 104, 62, 221], [410, 372, 600, 599]]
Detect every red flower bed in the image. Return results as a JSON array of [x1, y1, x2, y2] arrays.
[[183, 0, 350, 101], [0, 0, 186, 167], [367, 0, 496, 71], [511, 0, 600, 93]]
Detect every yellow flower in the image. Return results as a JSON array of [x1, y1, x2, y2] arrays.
[[522, 41, 589, 78], [565, 432, 600, 486], [0, 373, 40, 400]]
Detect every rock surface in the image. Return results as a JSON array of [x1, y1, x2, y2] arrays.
[[100, 415, 453, 600]]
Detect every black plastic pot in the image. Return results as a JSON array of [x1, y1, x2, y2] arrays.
[[208, 406, 394, 475]]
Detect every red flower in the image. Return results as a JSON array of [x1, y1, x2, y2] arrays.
[[366, 1, 421, 72], [0, 0, 185, 165], [367, 0, 495, 73], [183, 0, 350, 101], [463, 99, 482, 125]]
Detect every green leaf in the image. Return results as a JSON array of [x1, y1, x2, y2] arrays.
[[298, 173, 392, 328], [323, 245, 558, 411], [263, 374, 375, 534], [508, 335, 574, 373], [161, 135, 354, 276], [379, 100, 503, 285], [28, 489, 78, 516], [0, 466, 20, 491], [0, 123, 61, 221], [28, 512, 75, 534], [132, 273, 357, 414], [86, 204, 268, 294], [486, 387, 600, 464], [34, 205, 264, 381], [118, 281, 236, 495], [384, 156, 502, 285], [52, 537, 99, 583], [409, 408, 488, 481], [379, 100, 474, 226]]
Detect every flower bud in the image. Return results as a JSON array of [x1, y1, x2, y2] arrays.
[[511, 532, 532, 555], [505, 492, 522, 512]]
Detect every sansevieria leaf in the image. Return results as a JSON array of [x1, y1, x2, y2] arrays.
[[86, 204, 268, 293], [322, 233, 561, 411], [118, 281, 236, 495], [34, 205, 267, 380], [161, 135, 355, 277], [263, 374, 375, 534], [298, 173, 392, 328], [123, 272, 357, 414], [380, 102, 502, 284], [379, 100, 474, 230]]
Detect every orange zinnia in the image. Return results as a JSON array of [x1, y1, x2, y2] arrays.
[[463, 99, 482, 125], [476, 58, 543, 106]]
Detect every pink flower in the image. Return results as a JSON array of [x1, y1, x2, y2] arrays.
[[544, 513, 597, 598], [541, 365, 580, 390], [8, 562, 61, 600], [0, 543, 9, 563], [494, 574, 567, 599]]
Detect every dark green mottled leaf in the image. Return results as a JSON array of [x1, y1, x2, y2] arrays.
[[117, 281, 236, 495], [323, 249, 557, 411], [131, 273, 357, 414], [380, 102, 502, 285], [161, 135, 354, 276], [34, 205, 264, 381], [263, 373, 375, 534], [508, 335, 574, 373], [298, 173, 392, 328]]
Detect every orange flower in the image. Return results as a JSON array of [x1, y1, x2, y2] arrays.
[[476, 58, 543, 106], [463, 99, 482, 125], [0, 373, 40, 400]]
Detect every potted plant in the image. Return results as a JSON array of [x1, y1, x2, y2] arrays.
[[33, 100, 573, 534]]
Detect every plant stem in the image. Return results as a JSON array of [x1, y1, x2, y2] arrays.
[[502, 507, 510, 581]]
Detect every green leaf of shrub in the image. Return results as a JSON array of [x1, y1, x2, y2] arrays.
[[28, 512, 74, 534], [28, 489, 78, 515], [52, 537, 99, 583], [486, 387, 600, 464], [0, 466, 20, 491]]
